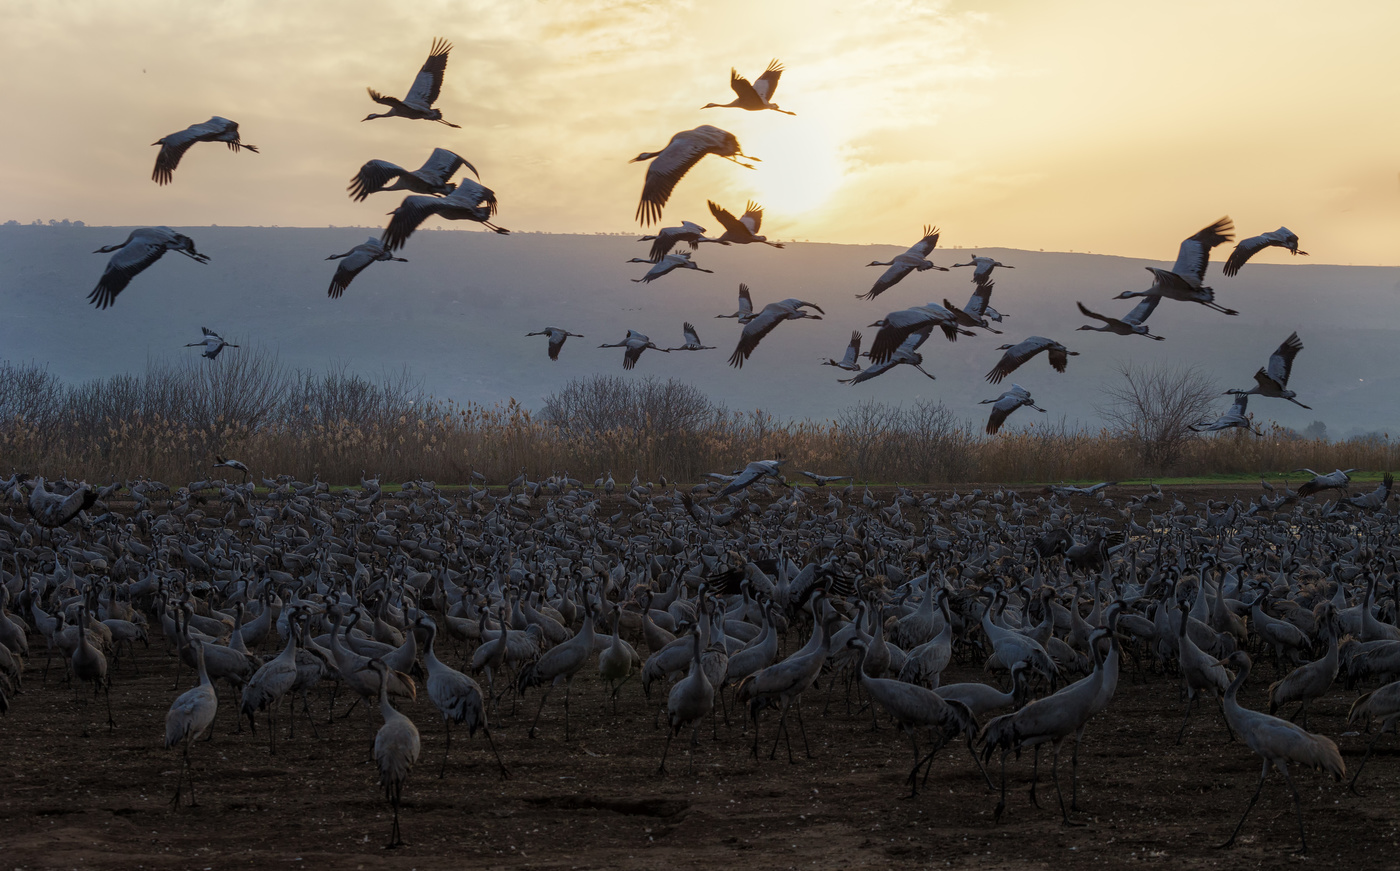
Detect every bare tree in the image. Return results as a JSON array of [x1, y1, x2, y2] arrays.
[[1097, 362, 1217, 471]]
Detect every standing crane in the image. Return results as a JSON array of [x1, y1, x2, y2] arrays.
[[364, 38, 459, 126], [1225, 331, 1310, 408], [517, 605, 596, 739], [419, 617, 507, 778], [1214, 651, 1344, 855], [701, 60, 795, 114], [1224, 227, 1308, 276], [658, 631, 715, 775], [325, 238, 408, 298], [164, 643, 218, 807], [859, 226, 947, 300], [368, 659, 421, 848], [150, 117, 258, 185], [632, 126, 757, 226], [88, 227, 210, 310]]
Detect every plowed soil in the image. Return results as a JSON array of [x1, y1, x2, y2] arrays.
[[5, 483, 1395, 870]]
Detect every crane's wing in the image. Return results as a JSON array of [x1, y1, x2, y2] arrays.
[[840, 330, 862, 367], [328, 250, 372, 299], [728, 306, 786, 368], [683, 322, 702, 346], [406, 38, 452, 108], [348, 159, 407, 201], [647, 226, 682, 262], [89, 239, 167, 309], [708, 200, 747, 235], [547, 331, 567, 361], [201, 326, 220, 339], [965, 280, 994, 316], [451, 178, 498, 215], [985, 398, 1015, 435], [417, 147, 478, 183], [1047, 342, 1071, 373], [380, 195, 445, 251], [841, 358, 897, 385], [1267, 331, 1304, 385], [740, 201, 764, 234], [719, 463, 765, 496], [1222, 233, 1270, 277], [860, 262, 913, 301], [151, 125, 201, 185], [900, 324, 934, 353], [1076, 300, 1111, 324], [867, 309, 930, 363], [986, 337, 1047, 385], [1228, 394, 1249, 417], [623, 342, 646, 370], [728, 68, 761, 103], [737, 283, 753, 315], [1170, 216, 1234, 283], [637, 134, 712, 225], [754, 59, 784, 101], [906, 225, 940, 258], [1122, 295, 1161, 325]]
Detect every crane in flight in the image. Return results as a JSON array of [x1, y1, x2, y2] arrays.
[[526, 327, 584, 361], [326, 238, 408, 298], [701, 60, 795, 115], [726, 299, 824, 368], [1224, 227, 1308, 276], [364, 38, 459, 126], [632, 126, 757, 226], [380, 180, 508, 250], [88, 228, 209, 310], [981, 384, 1046, 435], [715, 284, 756, 322], [821, 331, 863, 372], [667, 323, 715, 351], [867, 302, 974, 363], [718, 459, 788, 497], [951, 255, 1012, 286], [1225, 332, 1309, 408], [1116, 217, 1237, 315], [985, 336, 1077, 384], [701, 200, 784, 248], [599, 330, 669, 370], [1075, 298, 1164, 340], [185, 328, 238, 360], [150, 117, 257, 185], [629, 251, 713, 283], [637, 221, 709, 262], [1190, 395, 1262, 435], [839, 327, 935, 385], [859, 225, 947, 300], [348, 148, 479, 201]]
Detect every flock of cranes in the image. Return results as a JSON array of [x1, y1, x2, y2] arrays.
[[76, 36, 1322, 440], [4, 464, 1400, 856]]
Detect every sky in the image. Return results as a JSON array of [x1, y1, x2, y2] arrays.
[[2, 0, 1398, 264]]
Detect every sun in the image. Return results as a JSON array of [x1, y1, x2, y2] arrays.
[[734, 115, 845, 220]]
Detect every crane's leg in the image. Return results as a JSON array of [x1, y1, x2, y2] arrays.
[[794, 698, 814, 759], [689, 722, 701, 776], [966, 731, 995, 790], [1051, 743, 1083, 826], [1176, 695, 1195, 744], [1070, 731, 1084, 811], [903, 731, 923, 799], [1282, 765, 1308, 855], [439, 720, 452, 778], [170, 741, 189, 809], [483, 727, 509, 779], [1218, 759, 1269, 849], [103, 681, 115, 731], [1028, 745, 1041, 807], [658, 728, 674, 776], [299, 690, 320, 739], [528, 689, 551, 739], [993, 749, 1009, 823], [1348, 728, 1388, 795], [769, 704, 789, 761], [563, 679, 573, 741], [186, 741, 199, 807]]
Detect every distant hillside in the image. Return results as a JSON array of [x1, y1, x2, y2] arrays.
[[2, 225, 1397, 437]]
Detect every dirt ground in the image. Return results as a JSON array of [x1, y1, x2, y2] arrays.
[[5, 482, 1396, 870]]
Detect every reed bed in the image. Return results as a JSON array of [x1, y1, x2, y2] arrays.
[[1, 359, 1394, 485]]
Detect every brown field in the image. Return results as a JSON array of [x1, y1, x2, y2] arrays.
[[4, 484, 1398, 870]]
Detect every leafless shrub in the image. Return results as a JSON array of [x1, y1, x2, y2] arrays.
[[1097, 362, 1218, 471]]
